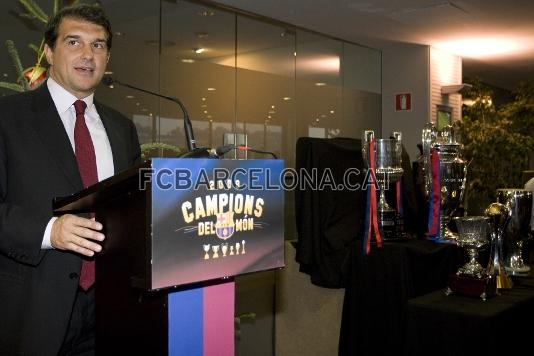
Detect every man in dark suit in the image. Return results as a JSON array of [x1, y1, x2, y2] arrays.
[[0, 4, 140, 355]]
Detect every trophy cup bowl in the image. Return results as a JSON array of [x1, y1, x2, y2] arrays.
[[453, 216, 490, 279], [362, 130, 404, 240], [497, 189, 533, 274], [365, 136, 404, 213]]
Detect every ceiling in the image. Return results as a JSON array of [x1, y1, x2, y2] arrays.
[[1, 0, 532, 91], [213, 0, 534, 90]]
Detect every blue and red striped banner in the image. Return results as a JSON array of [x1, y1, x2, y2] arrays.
[[427, 148, 441, 239], [363, 139, 382, 255], [169, 280, 235, 356]]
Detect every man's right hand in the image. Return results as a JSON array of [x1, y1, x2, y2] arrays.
[[50, 214, 105, 257]]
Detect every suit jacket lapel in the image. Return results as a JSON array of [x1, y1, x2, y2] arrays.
[[95, 101, 128, 174], [30, 84, 83, 191]]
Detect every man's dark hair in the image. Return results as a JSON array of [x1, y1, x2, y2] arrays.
[[44, 4, 112, 50]]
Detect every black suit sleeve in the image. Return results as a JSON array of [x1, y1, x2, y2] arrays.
[[0, 113, 49, 266], [127, 118, 141, 166]]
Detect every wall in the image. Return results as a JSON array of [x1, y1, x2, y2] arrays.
[[381, 43, 430, 162], [381, 43, 463, 163], [430, 47, 463, 123]]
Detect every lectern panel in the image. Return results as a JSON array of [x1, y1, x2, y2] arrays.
[[150, 158, 285, 289]]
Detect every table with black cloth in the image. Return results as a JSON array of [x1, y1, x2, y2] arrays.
[[338, 239, 461, 356], [405, 276, 534, 356], [294, 137, 420, 289]]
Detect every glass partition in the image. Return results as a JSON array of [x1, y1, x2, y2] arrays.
[[235, 16, 295, 162], [159, 0, 236, 150], [0, 1, 382, 355], [97, 0, 161, 145]]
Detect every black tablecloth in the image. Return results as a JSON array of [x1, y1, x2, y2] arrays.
[[338, 239, 461, 356], [405, 280, 534, 356], [294, 137, 420, 289]]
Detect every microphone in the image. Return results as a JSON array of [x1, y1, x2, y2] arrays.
[[102, 76, 214, 158], [212, 144, 278, 159]]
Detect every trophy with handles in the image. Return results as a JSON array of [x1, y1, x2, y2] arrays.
[[362, 130, 404, 239], [497, 189, 532, 275], [421, 124, 467, 241]]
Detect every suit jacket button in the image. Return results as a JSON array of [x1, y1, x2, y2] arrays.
[[69, 272, 79, 279]]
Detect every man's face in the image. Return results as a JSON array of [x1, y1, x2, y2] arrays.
[[44, 17, 109, 99]]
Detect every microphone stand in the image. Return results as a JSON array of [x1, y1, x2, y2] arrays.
[[102, 76, 216, 158]]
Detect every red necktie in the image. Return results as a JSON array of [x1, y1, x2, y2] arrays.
[[73, 99, 98, 290]]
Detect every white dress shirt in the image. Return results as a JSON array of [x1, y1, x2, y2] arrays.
[[42, 77, 114, 248]]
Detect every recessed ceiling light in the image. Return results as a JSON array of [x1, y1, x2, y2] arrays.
[[271, 105, 275, 109], [435, 38, 522, 59], [194, 48, 205, 54], [203, 110, 208, 114], [197, 10, 215, 16], [283, 97, 291, 101], [181, 59, 195, 63], [268, 110, 276, 114], [104, 71, 113, 75], [136, 102, 140, 106], [315, 82, 326, 86], [207, 87, 216, 91], [330, 110, 335, 114], [202, 97, 206, 101], [114, 32, 125, 37], [125, 95, 134, 99]]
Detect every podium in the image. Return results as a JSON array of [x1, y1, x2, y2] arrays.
[[53, 158, 285, 355]]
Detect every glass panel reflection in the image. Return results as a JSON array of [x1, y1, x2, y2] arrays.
[[296, 31, 343, 141], [160, 0, 236, 151], [236, 16, 295, 162]]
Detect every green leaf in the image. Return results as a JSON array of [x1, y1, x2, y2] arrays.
[[5, 40, 29, 91], [53, 0, 60, 15], [18, 0, 49, 24], [0, 82, 25, 92], [28, 43, 40, 55]]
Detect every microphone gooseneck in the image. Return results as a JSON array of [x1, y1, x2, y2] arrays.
[[102, 75, 198, 153], [101, 76, 278, 159]]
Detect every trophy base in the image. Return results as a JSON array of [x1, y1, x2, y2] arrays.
[[445, 274, 496, 301], [505, 265, 531, 275], [379, 209, 405, 240]]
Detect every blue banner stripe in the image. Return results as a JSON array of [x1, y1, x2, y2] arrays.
[[169, 287, 204, 356]]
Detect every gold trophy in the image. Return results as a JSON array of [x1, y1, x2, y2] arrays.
[[485, 202, 513, 290]]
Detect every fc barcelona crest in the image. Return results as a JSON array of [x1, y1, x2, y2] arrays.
[[215, 211, 235, 240]]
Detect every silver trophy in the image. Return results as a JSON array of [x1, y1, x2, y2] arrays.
[[362, 130, 404, 239], [420, 124, 467, 241], [453, 216, 490, 279], [497, 189, 532, 275]]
